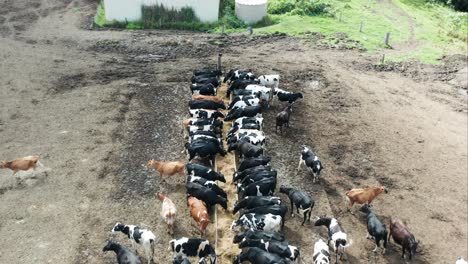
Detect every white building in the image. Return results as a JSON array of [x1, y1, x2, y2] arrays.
[[103, 0, 220, 23]]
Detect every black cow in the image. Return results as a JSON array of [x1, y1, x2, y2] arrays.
[[298, 145, 323, 183], [238, 178, 276, 200], [227, 79, 260, 96], [239, 239, 300, 261], [193, 69, 221, 77], [186, 163, 226, 182], [233, 247, 288, 264], [189, 100, 226, 110], [190, 83, 217, 96], [238, 156, 271, 171], [224, 105, 262, 121], [191, 76, 219, 87], [239, 170, 277, 186], [169, 238, 216, 264], [275, 90, 304, 104], [233, 230, 285, 244], [240, 205, 288, 227], [280, 186, 314, 226], [103, 240, 142, 264], [228, 139, 263, 159], [360, 204, 388, 254], [187, 175, 227, 199], [233, 165, 271, 182], [233, 196, 281, 214], [186, 182, 227, 210], [185, 139, 226, 165]]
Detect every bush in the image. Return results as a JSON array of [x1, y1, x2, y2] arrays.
[[141, 4, 199, 28], [268, 0, 331, 16]]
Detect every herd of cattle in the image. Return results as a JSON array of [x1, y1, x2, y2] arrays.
[[1, 68, 466, 264]]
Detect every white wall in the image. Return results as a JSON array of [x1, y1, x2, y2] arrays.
[[104, 0, 219, 23]]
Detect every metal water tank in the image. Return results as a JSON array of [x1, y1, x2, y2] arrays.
[[235, 0, 268, 24]]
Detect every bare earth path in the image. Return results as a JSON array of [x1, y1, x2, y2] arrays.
[[0, 0, 466, 263]]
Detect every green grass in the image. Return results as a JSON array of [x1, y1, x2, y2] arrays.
[[94, 0, 467, 64]]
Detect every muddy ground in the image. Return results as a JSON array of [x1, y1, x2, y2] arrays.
[[0, 0, 467, 263]]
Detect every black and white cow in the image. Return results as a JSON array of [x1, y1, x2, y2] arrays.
[[169, 238, 216, 264], [257, 74, 280, 88], [190, 83, 217, 96], [233, 247, 288, 264], [224, 105, 262, 121], [189, 100, 226, 110], [233, 196, 282, 214], [238, 155, 271, 171], [313, 239, 331, 264], [227, 130, 266, 146], [189, 109, 224, 119], [186, 163, 226, 182], [233, 229, 285, 244], [186, 182, 228, 210], [227, 79, 260, 96], [275, 88, 304, 104], [239, 170, 277, 187], [187, 175, 227, 199], [185, 139, 226, 164], [231, 213, 282, 232], [228, 123, 261, 135], [280, 186, 315, 225], [111, 223, 156, 264], [188, 125, 215, 134], [103, 240, 142, 264], [240, 205, 288, 227], [173, 256, 192, 264], [232, 88, 261, 97], [359, 204, 388, 254], [315, 217, 350, 263], [228, 95, 258, 109], [228, 139, 264, 159], [298, 145, 323, 183], [186, 118, 223, 130], [189, 134, 220, 144], [233, 116, 264, 128], [224, 69, 255, 84], [238, 177, 276, 200], [239, 238, 299, 261], [233, 165, 271, 182], [245, 85, 273, 105]]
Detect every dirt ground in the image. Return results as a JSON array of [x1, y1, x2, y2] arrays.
[[0, 0, 467, 263]]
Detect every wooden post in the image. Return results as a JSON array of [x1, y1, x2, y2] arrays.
[[158, 17, 162, 28], [385, 32, 390, 46], [247, 26, 253, 35], [217, 48, 222, 72], [339, 12, 342, 22], [222, 22, 225, 34], [359, 21, 363, 32], [381, 54, 385, 64]]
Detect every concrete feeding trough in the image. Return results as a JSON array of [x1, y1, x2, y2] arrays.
[[235, 0, 268, 24]]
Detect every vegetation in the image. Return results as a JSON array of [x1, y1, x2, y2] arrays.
[[94, 0, 467, 64]]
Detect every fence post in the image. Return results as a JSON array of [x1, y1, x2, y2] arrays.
[[247, 26, 253, 35], [384, 32, 390, 46], [222, 22, 225, 34], [339, 12, 342, 22], [217, 48, 222, 72], [359, 21, 363, 32], [381, 54, 385, 64]]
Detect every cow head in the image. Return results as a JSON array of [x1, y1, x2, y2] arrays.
[[409, 239, 419, 259], [111, 222, 125, 234], [212, 111, 225, 120], [230, 220, 240, 231], [200, 218, 210, 235]]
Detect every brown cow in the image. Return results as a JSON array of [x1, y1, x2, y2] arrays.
[[187, 196, 210, 236], [155, 192, 177, 235], [345, 186, 387, 214], [389, 217, 418, 260], [192, 95, 224, 103], [0, 155, 41, 176], [146, 160, 185, 181]]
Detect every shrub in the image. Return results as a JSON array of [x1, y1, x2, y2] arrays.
[[268, 0, 296, 14], [268, 0, 331, 16]]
